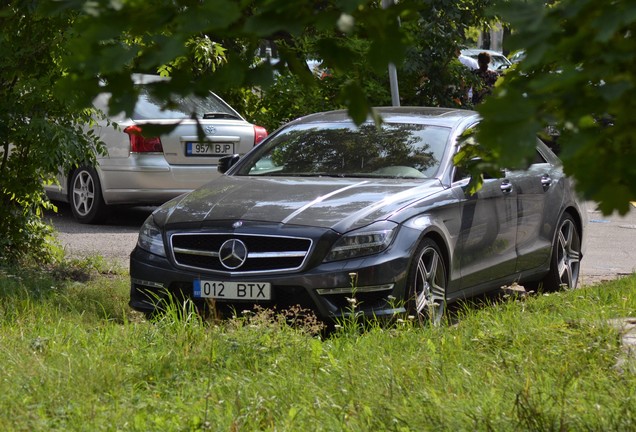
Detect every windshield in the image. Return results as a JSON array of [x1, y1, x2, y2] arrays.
[[490, 55, 510, 70], [132, 88, 240, 120], [235, 122, 451, 178]]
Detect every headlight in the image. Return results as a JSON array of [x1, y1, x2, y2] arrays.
[[137, 215, 166, 257], [324, 221, 398, 262]]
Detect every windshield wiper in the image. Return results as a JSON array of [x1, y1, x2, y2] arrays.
[[202, 112, 240, 120], [254, 172, 344, 178]]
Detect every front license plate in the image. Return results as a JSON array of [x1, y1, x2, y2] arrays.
[[186, 142, 235, 156], [193, 280, 271, 300]]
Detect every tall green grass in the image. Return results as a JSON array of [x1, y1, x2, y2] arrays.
[[1, 262, 635, 431]]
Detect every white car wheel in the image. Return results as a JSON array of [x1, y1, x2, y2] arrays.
[[70, 166, 108, 224]]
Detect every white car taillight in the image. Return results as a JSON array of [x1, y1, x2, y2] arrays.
[[124, 125, 163, 153], [253, 125, 268, 146]]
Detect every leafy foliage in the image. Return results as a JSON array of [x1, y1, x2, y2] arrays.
[[399, 0, 492, 108], [222, 0, 493, 129], [226, 57, 393, 133], [158, 36, 228, 78], [49, 0, 493, 127], [0, 2, 101, 265], [49, 0, 408, 123], [478, 0, 636, 214]]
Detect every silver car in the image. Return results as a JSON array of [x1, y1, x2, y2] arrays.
[[45, 75, 267, 224]]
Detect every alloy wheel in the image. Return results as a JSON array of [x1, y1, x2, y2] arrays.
[[72, 169, 96, 217], [413, 243, 447, 325], [555, 217, 581, 289]]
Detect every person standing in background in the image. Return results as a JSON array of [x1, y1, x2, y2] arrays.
[[472, 52, 499, 105]]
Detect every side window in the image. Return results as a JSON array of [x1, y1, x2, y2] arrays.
[[452, 122, 481, 184], [533, 149, 547, 165], [452, 164, 470, 183]]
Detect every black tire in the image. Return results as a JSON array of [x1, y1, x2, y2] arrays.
[[541, 213, 581, 292], [69, 166, 109, 224], [407, 238, 448, 326]]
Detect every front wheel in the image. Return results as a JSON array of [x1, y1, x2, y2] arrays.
[[541, 213, 581, 292], [407, 238, 448, 326], [69, 166, 108, 224]]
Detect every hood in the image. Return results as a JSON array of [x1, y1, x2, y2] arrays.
[[155, 176, 443, 232]]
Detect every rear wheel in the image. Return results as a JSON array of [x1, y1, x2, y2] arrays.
[[70, 166, 108, 224], [407, 238, 448, 326], [541, 213, 581, 292]]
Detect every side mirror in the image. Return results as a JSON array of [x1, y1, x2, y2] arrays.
[[218, 154, 240, 174]]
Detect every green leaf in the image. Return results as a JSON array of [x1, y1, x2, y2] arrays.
[[180, 1, 241, 32], [341, 82, 371, 125], [139, 35, 188, 70], [599, 80, 633, 102], [316, 38, 357, 72]]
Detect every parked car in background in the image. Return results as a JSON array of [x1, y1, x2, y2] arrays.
[[44, 74, 267, 224], [509, 50, 526, 64], [461, 49, 512, 71], [129, 107, 587, 324], [458, 53, 479, 70]]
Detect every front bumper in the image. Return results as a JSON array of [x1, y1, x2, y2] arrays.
[[128, 230, 419, 322]]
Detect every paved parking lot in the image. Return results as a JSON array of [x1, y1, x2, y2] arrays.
[[581, 203, 636, 285]]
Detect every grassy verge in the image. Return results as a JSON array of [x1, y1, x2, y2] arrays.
[[1, 261, 635, 431]]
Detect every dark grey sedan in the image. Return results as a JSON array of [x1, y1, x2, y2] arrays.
[[129, 107, 586, 324]]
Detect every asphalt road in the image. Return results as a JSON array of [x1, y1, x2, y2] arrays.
[[582, 203, 636, 285], [46, 202, 636, 285], [45, 203, 153, 268]]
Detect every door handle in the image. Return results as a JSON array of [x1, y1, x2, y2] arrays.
[[541, 175, 552, 191], [500, 180, 513, 194]]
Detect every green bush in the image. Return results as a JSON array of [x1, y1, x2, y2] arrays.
[[0, 5, 102, 265]]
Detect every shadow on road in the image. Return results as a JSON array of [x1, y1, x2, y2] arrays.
[[45, 202, 155, 234]]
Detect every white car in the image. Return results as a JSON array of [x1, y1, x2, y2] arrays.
[[45, 75, 267, 224], [460, 49, 512, 71], [509, 50, 526, 64]]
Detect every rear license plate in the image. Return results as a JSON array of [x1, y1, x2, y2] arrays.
[[186, 142, 235, 156], [193, 280, 271, 300]]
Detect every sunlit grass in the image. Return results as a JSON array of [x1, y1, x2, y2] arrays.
[[1, 263, 635, 431]]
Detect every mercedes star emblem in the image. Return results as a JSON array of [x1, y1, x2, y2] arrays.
[[219, 239, 248, 270]]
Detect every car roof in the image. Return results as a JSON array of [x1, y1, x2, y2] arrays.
[[288, 107, 480, 128], [131, 73, 170, 85], [461, 48, 506, 57]]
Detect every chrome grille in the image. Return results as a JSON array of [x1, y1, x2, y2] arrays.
[[170, 233, 312, 273]]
